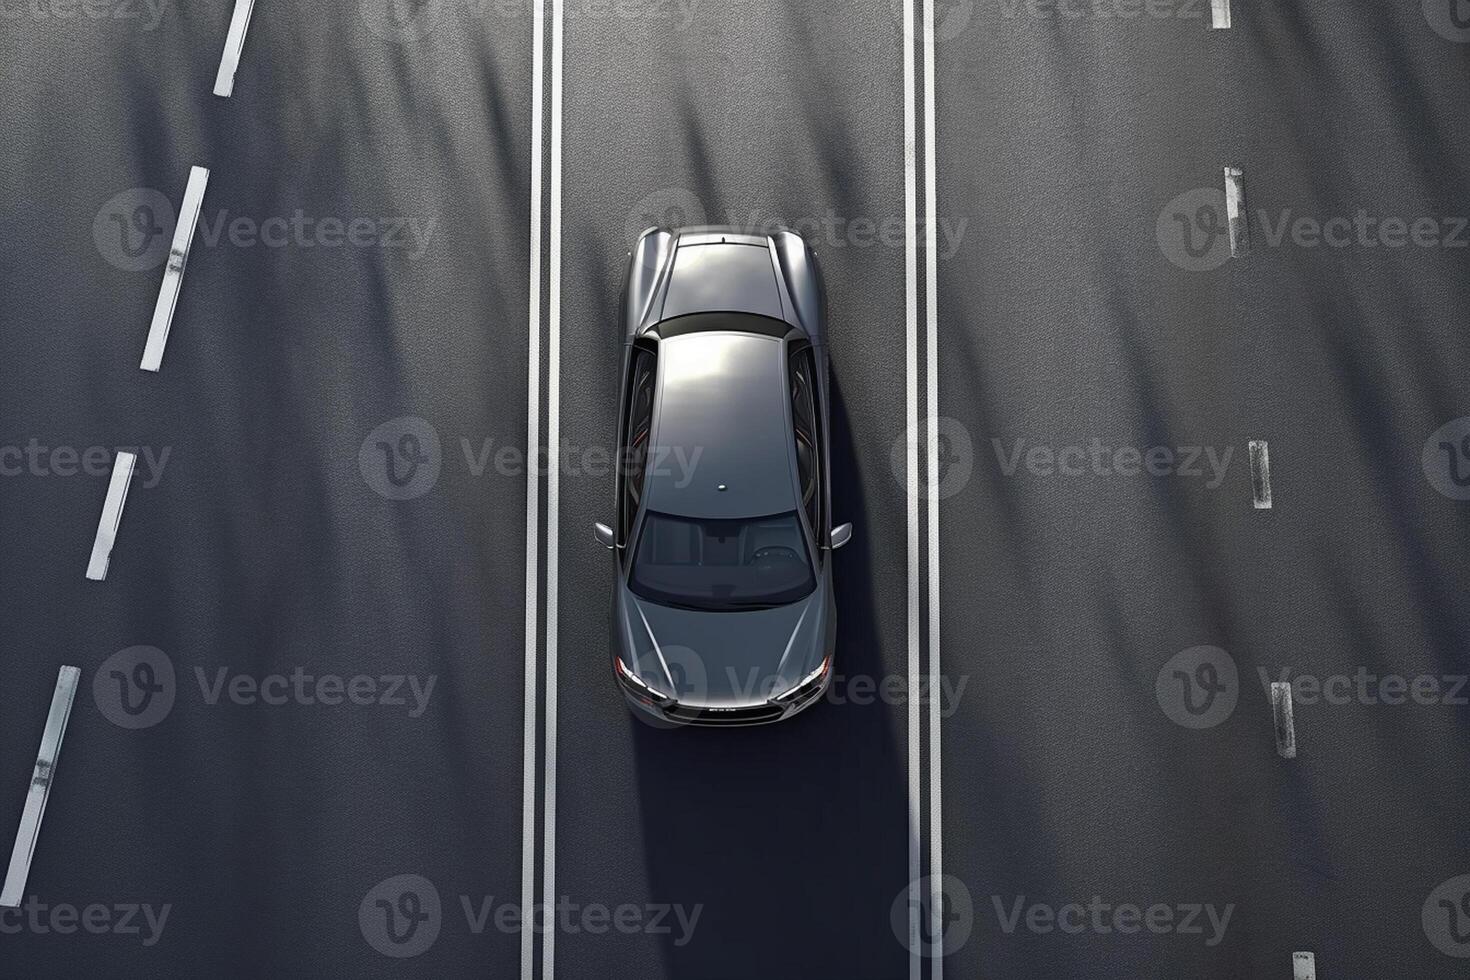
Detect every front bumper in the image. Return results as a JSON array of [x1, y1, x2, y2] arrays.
[[616, 666, 831, 728]]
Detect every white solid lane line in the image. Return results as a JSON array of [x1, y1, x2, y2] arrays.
[[902, 0, 922, 974], [1, 665, 81, 908], [140, 165, 209, 373], [85, 451, 137, 581], [212, 0, 257, 98], [542, 0, 564, 974], [522, 1, 546, 978], [922, 0, 943, 974]]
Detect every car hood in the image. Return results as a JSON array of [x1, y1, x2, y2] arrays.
[[616, 583, 828, 708]]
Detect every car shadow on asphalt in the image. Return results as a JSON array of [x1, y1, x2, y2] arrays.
[[631, 372, 912, 980]]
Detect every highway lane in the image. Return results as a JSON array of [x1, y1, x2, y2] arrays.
[[935, 2, 1470, 977], [1, 4, 534, 975], [552, 3, 915, 978]]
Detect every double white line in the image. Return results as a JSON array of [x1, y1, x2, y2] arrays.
[[905, 0, 944, 977], [523, 1, 564, 979]]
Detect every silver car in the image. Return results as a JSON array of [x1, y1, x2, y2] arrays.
[[593, 226, 852, 726]]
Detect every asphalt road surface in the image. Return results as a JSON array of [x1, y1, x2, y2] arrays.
[[2, 0, 1470, 977]]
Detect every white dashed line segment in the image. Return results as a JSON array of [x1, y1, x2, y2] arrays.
[[1224, 166, 1249, 258], [140, 165, 209, 373], [1271, 681, 1297, 758], [1, 666, 80, 908], [212, 0, 257, 98], [85, 451, 137, 581], [1249, 439, 1272, 509]]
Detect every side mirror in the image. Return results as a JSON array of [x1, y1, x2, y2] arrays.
[[593, 522, 616, 549], [830, 523, 853, 550]]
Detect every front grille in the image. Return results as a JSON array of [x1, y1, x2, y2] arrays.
[[660, 702, 787, 726]]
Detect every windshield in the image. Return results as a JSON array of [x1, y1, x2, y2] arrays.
[[629, 511, 816, 611]]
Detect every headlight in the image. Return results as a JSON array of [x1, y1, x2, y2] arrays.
[[774, 655, 830, 701], [615, 658, 669, 700]]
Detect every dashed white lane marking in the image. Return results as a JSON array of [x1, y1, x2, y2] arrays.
[[922, 0, 944, 976], [1292, 951, 1317, 979], [1271, 681, 1297, 758], [85, 451, 137, 581], [1, 665, 80, 908], [541, 0, 564, 976], [1210, 0, 1231, 29], [1224, 166, 1249, 258], [140, 165, 209, 373], [902, 0, 922, 972], [212, 0, 257, 98], [521, 2, 546, 977], [1249, 439, 1272, 509]]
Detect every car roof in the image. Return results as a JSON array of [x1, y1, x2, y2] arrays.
[[643, 331, 799, 520]]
